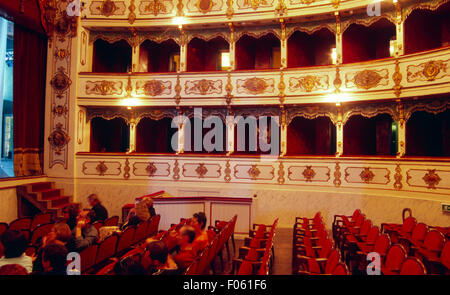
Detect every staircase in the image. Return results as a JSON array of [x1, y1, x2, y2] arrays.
[[16, 181, 78, 219]]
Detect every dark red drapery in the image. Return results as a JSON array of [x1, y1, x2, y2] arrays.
[[13, 24, 47, 176]]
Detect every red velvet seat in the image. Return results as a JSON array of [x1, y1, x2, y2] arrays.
[[356, 226, 380, 253], [381, 244, 407, 275], [95, 260, 116, 275], [298, 249, 340, 275], [237, 260, 254, 275], [399, 257, 427, 275], [95, 234, 118, 266], [29, 223, 54, 245], [30, 212, 52, 231], [383, 217, 416, 243], [80, 244, 99, 274], [0, 222, 8, 237], [146, 214, 160, 237], [132, 221, 148, 245], [92, 221, 103, 232], [414, 230, 445, 261], [8, 217, 32, 231], [104, 216, 119, 227], [116, 226, 136, 256], [332, 262, 349, 275]]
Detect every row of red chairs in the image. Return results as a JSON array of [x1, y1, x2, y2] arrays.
[[293, 212, 349, 275], [0, 212, 53, 238], [184, 215, 237, 275], [79, 215, 160, 274], [234, 219, 278, 275], [333, 209, 449, 275]]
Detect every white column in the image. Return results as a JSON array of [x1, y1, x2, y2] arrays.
[[226, 112, 235, 154], [179, 30, 187, 72], [395, 3, 404, 56], [280, 19, 287, 69], [336, 106, 343, 156], [229, 23, 236, 71], [335, 12, 343, 64]]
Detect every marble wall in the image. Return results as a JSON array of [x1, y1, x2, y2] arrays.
[[68, 178, 450, 229]]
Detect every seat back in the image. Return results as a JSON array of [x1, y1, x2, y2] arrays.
[[116, 226, 136, 255], [319, 239, 333, 258], [30, 223, 54, 245], [360, 220, 372, 236], [103, 216, 119, 227], [355, 214, 365, 227], [351, 209, 361, 222], [196, 247, 211, 275], [411, 223, 428, 243], [8, 217, 32, 231], [440, 240, 450, 269], [332, 262, 349, 275], [245, 248, 259, 262], [80, 244, 99, 273], [384, 244, 407, 272], [423, 230, 445, 252], [325, 249, 340, 274], [373, 234, 391, 256], [96, 234, 118, 265], [366, 226, 380, 245], [399, 257, 427, 275], [30, 212, 52, 231], [313, 212, 322, 224], [146, 214, 160, 237], [401, 217, 417, 234], [237, 260, 254, 275], [249, 238, 262, 248], [133, 221, 148, 244], [0, 222, 8, 237]]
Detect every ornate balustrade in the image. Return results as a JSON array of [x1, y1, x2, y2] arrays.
[[77, 46, 450, 106], [76, 152, 450, 195]]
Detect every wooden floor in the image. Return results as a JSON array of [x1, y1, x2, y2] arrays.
[[214, 227, 293, 275]]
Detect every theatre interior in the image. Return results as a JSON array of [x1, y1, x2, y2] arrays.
[[0, 0, 448, 276]]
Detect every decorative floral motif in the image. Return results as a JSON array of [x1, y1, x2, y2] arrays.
[[185, 79, 223, 95], [359, 167, 375, 183], [96, 161, 108, 176], [173, 159, 180, 180], [407, 60, 450, 82], [224, 160, 231, 182], [50, 67, 71, 95], [348, 69, 389, 90], [289, 75, 329, 93], [248, 165, 261, 180], [423, 169, 441, 189], [333, 162, 341, 187], [48, 124, 70, 155], [394, 164, 402, 190], [86, 81, 123, 96], [392, 60, 402, 97], [97, 0, 120, 16], [278, 161, 285, 184], [136, 80, 171, 96], [142, 0, 167, 16], [237, 77, 274, 95], [302, 166, 316, 182], [145, 162, 158, 176], [195, 163, 208, 178], [196, 0, 216, 13]]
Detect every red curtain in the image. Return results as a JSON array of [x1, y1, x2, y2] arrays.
[[136, 117, 175, 153], [13, 24, 47, 176]]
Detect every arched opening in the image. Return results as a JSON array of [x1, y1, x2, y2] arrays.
[[287, 116, 336, 155], [342, 18, 396, 63], [406, 109, 450, 157], [236, 33, 280, 70], [136, 117, 177, 153], [139, 39, 180, 73], [343, 114, 397, 156], [186, 36, 229, 72], [92, 39, 132, 73], [184, 116, 227, 154], [404, 3, 450, 54], [287, 28, 335, 68], [90, 117, 130, 152], [234, 116, 280, 155]]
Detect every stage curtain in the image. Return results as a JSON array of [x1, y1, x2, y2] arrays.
[[13, 24, 47, 176]]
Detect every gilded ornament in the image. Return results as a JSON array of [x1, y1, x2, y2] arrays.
[[123, 158, 130, 179], [96, 161, 108, 176], [248, 165, 261, 180], [359, 167, 375, 183], [302, 166, 316, 182], [333, 162, 341, 187], [224, 160, 231, 182], [352, 70, 385, 90], [394, 164, 402, 190], [98, 0, 119, 16], [48, 124, 70, 155], [196, 0, 215, 13], [423, 169, 441, 189], [195, 163, 208, 178], [241, 77, 269, 95]]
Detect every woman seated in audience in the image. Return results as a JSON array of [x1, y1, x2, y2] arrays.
[[33, 222, 72, 273], [172, 225, 196, 270], [143, 197, 156, 218], [0, 230, 33, 273], [40, 244, 69, 275], [122, 199, 150, 230], [145, 241, 180, 275], [191, 212, 209, 255], [87, 194, 109, 222], [62, 204, 80, 231], [69, 210, 98, 252]]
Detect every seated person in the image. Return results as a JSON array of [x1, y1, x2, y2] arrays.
[[146, 241, 180, 275], [62, 204, 80, 231], [172, 225, 196, 270], [87, 194, 108, 222], [41, 244, 69, 275], [33, 223, 72, 273], [122, 200, 150, 230], [70, 210, 98, 252], [0, 230, 33, 273], [191, 212, 209, 255], [143, 197, 156, 218]]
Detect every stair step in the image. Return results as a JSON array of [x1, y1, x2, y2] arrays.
[[39, 189, 62, 199], [30, 182, 53, 192]]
